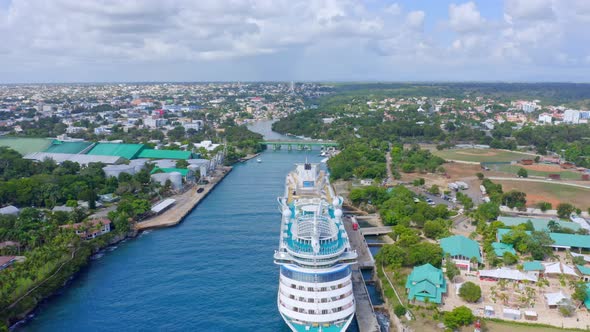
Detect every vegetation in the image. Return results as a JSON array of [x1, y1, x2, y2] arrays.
[[444, 306, 475, 330], [327, 141, 386, 180], [459, 282, 482, 303], [557, 203, 576, 219], [517, 167, 528, 178]]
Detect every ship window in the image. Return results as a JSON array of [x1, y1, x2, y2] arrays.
[[308, 310, 315, 314], [321, 298, 328, 303], [307, 287, 314, 292], [322, 310, 329, 315], [320, 287, 327, 291]]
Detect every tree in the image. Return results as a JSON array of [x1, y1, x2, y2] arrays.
[[476, 172, 484, 180], [428, 184, 440, 195], [517, 167, 528, 178], [444, 306, 475, 329], [502, 252, 518, 265], [537, 201, 552, 212], [475, 202, 500, 222], [502, 190, 527, 209], [459, 281, 481, 303], [445, 258, 460, 282], [394, 305, 407, 317], [572, 282, 588, 303], [175, 159, 189, 169], [557, 203, 576, 219]]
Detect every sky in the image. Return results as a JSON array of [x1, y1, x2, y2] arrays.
[[0, 0, 589, 83]]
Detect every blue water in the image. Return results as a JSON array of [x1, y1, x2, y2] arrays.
[[18, 149, 359, 332]]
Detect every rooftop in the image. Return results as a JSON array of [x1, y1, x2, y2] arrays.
[[497, 228, 590, 250], [498, 216, 580, 232], [440, 235, 482, 263], [45, 140, 92, 154], [492, 242, 516, 257], [86, 143, 144, 159], [137, 148, 192, 160], [405, 263, 447, 304], [523, 261, 544, 271]]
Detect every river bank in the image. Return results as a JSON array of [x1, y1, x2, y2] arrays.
[[4, 231, 135, 329]]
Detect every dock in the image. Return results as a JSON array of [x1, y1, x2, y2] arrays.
[[344, 216, 381, 332], [136, 166, 231, 230]]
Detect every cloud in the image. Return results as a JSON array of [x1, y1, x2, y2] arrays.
[[0, 0, 589, 82], [448, 2, 485, 33], [504, 0, 555, 21]]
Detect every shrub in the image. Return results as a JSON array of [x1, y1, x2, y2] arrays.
[[394, 305, 407, 317], [459, 282, 482, 303]]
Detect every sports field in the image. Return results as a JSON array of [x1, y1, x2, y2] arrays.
[[433, 148, 535, 163], [490, 164, 583, 180], [495, 180, 590, 210], [0, 137, 52, 155]]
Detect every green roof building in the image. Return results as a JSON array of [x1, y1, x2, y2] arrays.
[[440, 235, 482, 271], [87, 143, 145, 160], [492, 242, 516, 257], [577, 265, 590, 282], [523, 261, 544, 272], [137, 149, 192, 160], [497, 229, 590, 252], [405, 263, 447, 304], [45, 140, 93, 154], [585, 283, 590, 309], [497, 216, 580, 232]]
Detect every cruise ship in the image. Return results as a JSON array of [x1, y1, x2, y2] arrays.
[[275, 162, 358, 332]]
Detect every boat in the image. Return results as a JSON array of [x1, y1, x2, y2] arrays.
[[275, 162, 357, 332], [257, 158, 262, 163]]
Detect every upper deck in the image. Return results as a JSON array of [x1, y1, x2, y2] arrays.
[[276, 163, 356, 267]]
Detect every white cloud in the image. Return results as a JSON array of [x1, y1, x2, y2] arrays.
[[406, 11, 425, 30], [449, 2, 485, 33], [384, 3, 401, 16], [504, 0, 555, 21]]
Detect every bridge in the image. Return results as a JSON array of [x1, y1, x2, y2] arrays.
[[260, 139, 338, 150], [360, 226, 393, 236]]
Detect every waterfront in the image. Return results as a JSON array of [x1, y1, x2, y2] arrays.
[[17, 122, 360, 331]]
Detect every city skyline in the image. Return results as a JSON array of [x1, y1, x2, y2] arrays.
[[1, 0, 589, 83]]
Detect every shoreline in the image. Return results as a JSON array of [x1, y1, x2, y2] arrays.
[[135, 166, 232, 230], [5, 167, 232, 329]]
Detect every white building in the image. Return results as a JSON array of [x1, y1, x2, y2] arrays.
[[522, 102, 536, 113], [538, 113, 552, 124], [144, 117, 167, 128], [563, 109, 580, 124], [182, 120, 203, 131], [194, 140, 220, 152]]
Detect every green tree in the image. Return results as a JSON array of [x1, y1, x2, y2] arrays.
[[459, 282, 482, 303], [475, 202, 500, 222], [445, 257, 460, 282], [517, 167, 528, 178], [444, 306, 475, 329], [394, 305, 407, 317], [428, 184, 440, 195], [175, 159, 189, 169], [502, 190, 527, 209], [537, 201, 552, 212], [476, 172, 484, 180], [502, 252, 518, 265], [557, 203, 576, 219], [572, 282, 588, 303]]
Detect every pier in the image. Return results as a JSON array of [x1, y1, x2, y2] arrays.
[[136, 166, 232, 230], [344, 216, 381, 332]]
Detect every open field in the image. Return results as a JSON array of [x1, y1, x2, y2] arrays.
[[490, 164, 584, 180], [495, 179, 590, 210], [483, 320, 588, 332], [0, 137, 52, 155], [433, 148, 535, 163]]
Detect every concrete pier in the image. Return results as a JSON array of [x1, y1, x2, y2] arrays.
[[136, 166, 231, 230], [344, 216, 381, 332]]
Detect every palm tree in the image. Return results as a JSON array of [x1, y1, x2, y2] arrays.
[[498, 278, 508, 291], [499, 292, 509, 305]]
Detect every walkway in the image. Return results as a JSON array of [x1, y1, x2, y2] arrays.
[[360, 226, 393, 236]]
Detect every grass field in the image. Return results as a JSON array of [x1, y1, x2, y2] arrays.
[[491, 164, 583, 180], [483, 319, 586, 332], [495, 180, 590, 210], [0, 137, 52, 155], [433, 148, 535, 163]]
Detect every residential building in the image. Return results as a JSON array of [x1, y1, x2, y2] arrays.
[[405, 263, 447, 304], [60, 218, 112, 240], [563, 109, 580, 124]]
